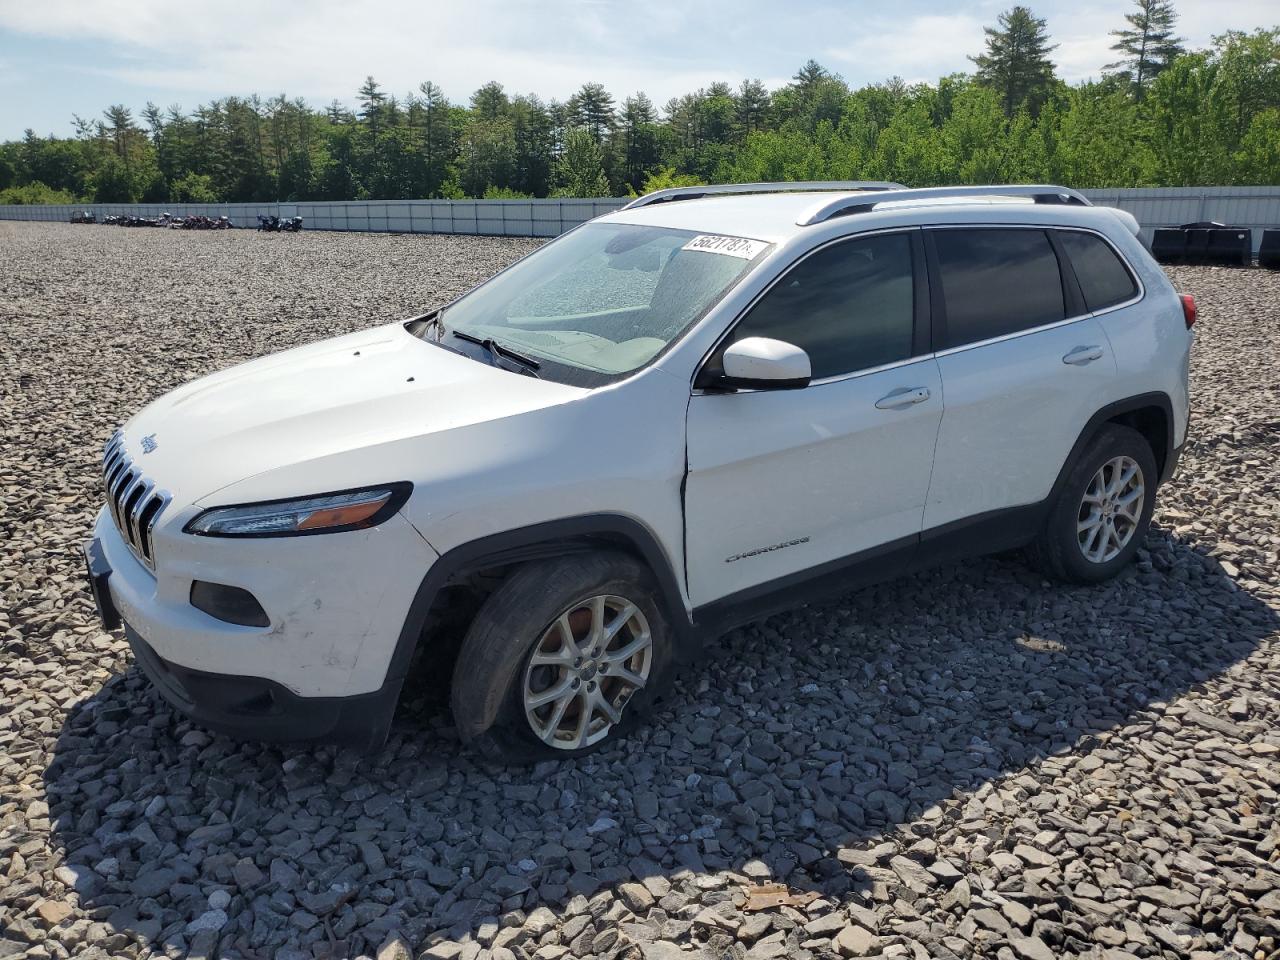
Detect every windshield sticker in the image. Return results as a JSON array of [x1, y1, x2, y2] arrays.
[[682, 234, 768, 260]]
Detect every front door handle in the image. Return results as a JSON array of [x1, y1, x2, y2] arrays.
[[1063, 345, 1104, 365], [875, 386, 931, 410]]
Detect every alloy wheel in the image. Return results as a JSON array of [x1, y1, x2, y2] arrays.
[[522, 595, 652, 750], [1077, 455, 1145, 564]]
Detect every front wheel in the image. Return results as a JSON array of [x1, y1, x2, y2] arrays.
[[450, 552, 674, 763], [1028, 424, 1158, 584]]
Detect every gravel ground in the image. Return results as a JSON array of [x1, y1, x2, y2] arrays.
[[1, 221, 1278, 960]]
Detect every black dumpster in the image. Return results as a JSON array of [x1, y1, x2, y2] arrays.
[[1260, 229, 1280, 270], [1156, 221, 1255, 267], [1206, 228, 1251, 266], [1151, 228, 1186, 263], [1185, 228, 1212, 263]]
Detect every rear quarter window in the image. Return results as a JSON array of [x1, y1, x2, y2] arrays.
[[931, 228, 1065, 348], [1057, 230, 1139, 311]]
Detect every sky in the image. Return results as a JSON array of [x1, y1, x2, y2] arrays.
[[0, 0, 1274, 139]]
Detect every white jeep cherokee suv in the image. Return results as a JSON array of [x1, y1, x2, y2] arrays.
[[84, 182, 1194, 761]]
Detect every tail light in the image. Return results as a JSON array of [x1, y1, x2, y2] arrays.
[[1180, 294, 1197, 329]]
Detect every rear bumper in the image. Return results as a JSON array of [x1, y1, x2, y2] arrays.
[[125, 624, 401, 750]]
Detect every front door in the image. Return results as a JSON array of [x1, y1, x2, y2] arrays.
[[684, 230, 943, 607]]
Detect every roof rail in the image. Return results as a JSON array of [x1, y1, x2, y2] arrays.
[[797, 184, 1092, 226], [621, 180, 906, 210]]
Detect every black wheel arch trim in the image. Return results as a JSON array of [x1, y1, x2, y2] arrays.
[[1054, 391, 1180, 495], [385, 514, 692, 685]]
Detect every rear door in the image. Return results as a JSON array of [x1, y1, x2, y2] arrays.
[[684, 229, 943, 606], [922, 226, 1117, 531]]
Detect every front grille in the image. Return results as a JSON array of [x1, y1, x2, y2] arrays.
[[102, 431, 170, 570]]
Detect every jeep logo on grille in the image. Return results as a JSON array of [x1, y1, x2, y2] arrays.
[[140, 433, 158, 454]]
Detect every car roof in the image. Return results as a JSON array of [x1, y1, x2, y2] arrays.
[[600, 191, 866, 242], [598, 189, 1132, 246]]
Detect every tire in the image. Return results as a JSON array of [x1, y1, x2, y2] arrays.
[[450, 552, 674, 763], [1028, 424, 1158, 584]]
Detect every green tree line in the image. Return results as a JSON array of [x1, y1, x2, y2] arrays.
[[2, 6, 1277, 205]]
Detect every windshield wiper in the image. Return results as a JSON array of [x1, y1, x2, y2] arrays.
[[450, 330, 542, 374], [408, 314, 469, 356]]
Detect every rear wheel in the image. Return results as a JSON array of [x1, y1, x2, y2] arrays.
[[451, 552, 674, 763], [1028, 424, 1157, 584]]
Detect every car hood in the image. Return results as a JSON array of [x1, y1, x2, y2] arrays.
[[118, 323, 587, 507]]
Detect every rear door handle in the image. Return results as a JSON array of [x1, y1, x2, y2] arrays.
[[875, 386, 931, 410], [1063, 345, 1104, 365]]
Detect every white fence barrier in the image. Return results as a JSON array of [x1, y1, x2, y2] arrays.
[[0, 198, 627, 238], [3, 187, 1278, 250], [1079, 187, 1280, 253]]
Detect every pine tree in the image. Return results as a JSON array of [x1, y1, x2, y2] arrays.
[[141, 102, 164, 142], [735, 79, 771, 136], [416, 81, 453, 196], [1108, 0, 1185, 101], [511, 94, 554, 195], [568, 83, 616, 142], [971, 6, 1059, 116], [618, 93, 661, 188], [470, 82, 510, 122], [777, 61, 849, 132], [357, 77, 388, 128], [792, 60, 830, 97], [102, 105, 134, 159], [326, 100, 353, 124]]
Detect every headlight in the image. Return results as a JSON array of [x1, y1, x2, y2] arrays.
[[185, 483, 411, 537]]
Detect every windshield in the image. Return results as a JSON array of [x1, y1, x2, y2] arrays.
[[434, 222, 769, 385]]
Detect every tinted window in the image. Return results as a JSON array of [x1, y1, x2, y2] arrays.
[[934, 229, 1064, 348], [732, 233, 915, 379], [1058, 230, 1138, 311]]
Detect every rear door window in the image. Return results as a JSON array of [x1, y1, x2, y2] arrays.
[[932, 229, 1065, 349], [1056, 230, 1139, 311]]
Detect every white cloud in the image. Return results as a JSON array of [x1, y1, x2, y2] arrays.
[[825, 14, 988, 83], [0, 0, 1274, 134], [0, 0, 762, 108]]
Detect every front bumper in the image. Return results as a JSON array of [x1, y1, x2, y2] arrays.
[[125, 623, 400, 749], [83, 502, 437, 749], [84, 537, 402, 749], [90, 504, 436, 698]]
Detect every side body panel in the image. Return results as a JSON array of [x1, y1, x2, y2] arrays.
[[1090, 228, 1193, 451], [389, 366, 691, 600], [684, 358, 943, 604], [925, 315, 1118, 529]]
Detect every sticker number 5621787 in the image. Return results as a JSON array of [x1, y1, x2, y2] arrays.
[[682, 234, 769, 260]]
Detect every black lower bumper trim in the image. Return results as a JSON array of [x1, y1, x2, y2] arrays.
[[125, 626, 400, 751], [82, 539, 120, 631]]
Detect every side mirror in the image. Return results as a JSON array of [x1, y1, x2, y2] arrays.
[[713, 337, 811, 390]]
